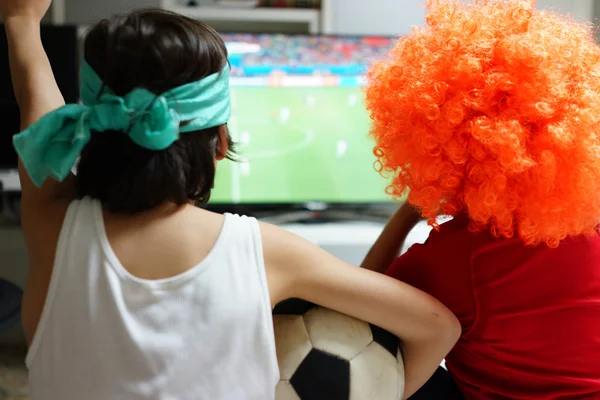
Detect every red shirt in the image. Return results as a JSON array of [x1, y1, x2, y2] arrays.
[[387, 216, 600, 399]]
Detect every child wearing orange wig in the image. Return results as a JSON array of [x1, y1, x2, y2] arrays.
[[362, 0, 600, 398]]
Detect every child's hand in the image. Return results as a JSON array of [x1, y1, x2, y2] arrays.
[[0, 0, 51, 23]]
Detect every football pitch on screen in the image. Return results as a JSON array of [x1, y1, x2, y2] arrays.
[[210, 86, 391, 204]]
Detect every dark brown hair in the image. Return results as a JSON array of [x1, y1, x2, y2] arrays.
[[75, 9, 234, 213]]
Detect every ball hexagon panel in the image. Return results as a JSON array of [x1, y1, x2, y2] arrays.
[[275, 381, 301, 400], [273, 315, 313, 380], [304, 307, 373, 361], [273, 298, 316, 316], [290, 348, 351, 400], [370, 324, 400, 358], [350, 341, 400, 400]]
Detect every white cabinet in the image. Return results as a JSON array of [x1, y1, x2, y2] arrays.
[[160, 0, 332, 34]]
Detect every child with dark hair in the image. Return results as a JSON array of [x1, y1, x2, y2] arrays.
[[1, 0, 460, 399], [363, 0, 600, 398]]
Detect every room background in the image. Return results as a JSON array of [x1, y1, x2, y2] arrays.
[[1, 0, 598, 345]]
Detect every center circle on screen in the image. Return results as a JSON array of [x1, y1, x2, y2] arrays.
[[235, 123, 315, 162]]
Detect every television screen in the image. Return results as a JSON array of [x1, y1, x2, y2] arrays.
[[212, 34, 396, 205]]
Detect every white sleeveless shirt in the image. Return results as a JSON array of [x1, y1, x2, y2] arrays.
[[27, 198, 280, 400]]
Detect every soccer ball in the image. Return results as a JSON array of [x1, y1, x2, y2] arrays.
[[273, 299, 405, 400]]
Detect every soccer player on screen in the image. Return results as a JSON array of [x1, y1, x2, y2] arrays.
[[362, 0, 600, 398]]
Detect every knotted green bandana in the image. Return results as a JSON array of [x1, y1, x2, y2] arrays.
[[13, 60, 231, 187]]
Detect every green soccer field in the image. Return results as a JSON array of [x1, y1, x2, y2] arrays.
[[210, 86, 392, 204]]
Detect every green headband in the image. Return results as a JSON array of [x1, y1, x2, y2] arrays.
[[13, 60, 231, 187]]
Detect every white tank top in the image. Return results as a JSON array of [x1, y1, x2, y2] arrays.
[[26, 198, 279, 400]]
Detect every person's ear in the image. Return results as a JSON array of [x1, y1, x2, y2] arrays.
[[216, 125, 229, 161]]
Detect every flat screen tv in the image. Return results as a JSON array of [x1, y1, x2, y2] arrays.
[[1, 30, 397, 210], [211, 33, 396, 207]]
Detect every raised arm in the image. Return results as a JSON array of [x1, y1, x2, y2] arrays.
[[2, 0, 74, 255], [262, 222, 460, 399], [3, 0, 74, 199], [361, 202, 423, 273]]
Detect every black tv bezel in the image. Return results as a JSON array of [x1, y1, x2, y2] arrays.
[[1, 28, 398, 212], [206, 31, 398, 212]]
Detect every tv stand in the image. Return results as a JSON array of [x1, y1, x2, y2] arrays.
[[268, 216, 433, 266], [257, 208, 391, 225]]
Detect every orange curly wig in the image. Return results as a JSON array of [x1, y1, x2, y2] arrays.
[[365, 0, 600, 247]]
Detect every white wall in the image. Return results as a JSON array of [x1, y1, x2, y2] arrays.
[[596, 0, 600, 42], [63, 0, 597, 32], [537, 0, 594, 22], [328, 0, 595, 36], [65, 0, 159, 24], [325, 0, 426, 36]]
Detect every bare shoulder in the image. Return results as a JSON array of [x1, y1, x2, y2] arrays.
[[257, 221, 317, 305], [258, 220, 376, 306], [258, 220, 309, 258], [258, 220, 324, 276]]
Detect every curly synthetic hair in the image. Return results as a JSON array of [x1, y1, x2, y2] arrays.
[[365, 0, 600, 247]]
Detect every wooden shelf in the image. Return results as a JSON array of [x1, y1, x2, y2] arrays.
[[163, 3, 322, 33]]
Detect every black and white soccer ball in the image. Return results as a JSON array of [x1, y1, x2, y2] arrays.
[[272, 299, 405, 400]]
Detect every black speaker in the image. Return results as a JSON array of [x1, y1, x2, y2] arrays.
[[0, 24, 79, 169]]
